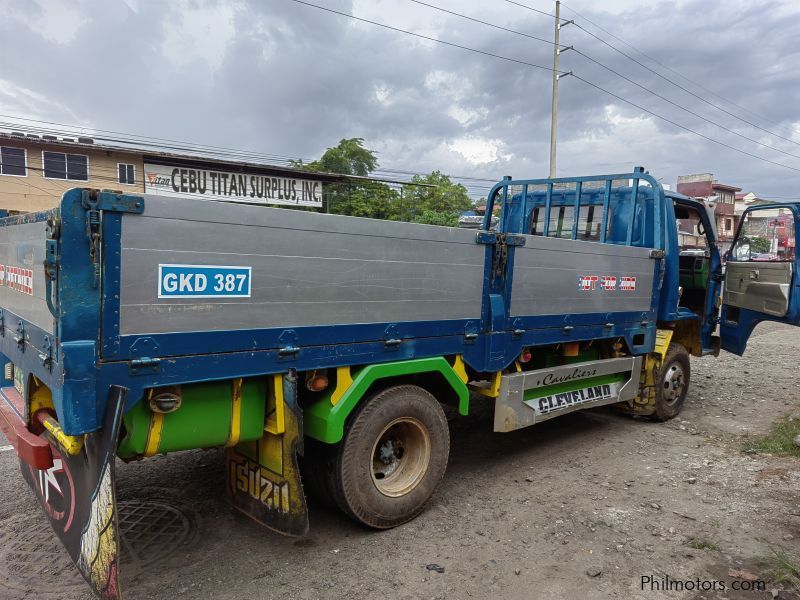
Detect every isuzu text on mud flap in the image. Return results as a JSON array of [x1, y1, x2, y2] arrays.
[[1, 168, 799, 599]]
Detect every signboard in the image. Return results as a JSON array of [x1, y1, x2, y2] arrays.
[[143, 163, 323, 208]]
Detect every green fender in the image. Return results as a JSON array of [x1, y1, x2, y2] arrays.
[[303, 357, 469, 444]]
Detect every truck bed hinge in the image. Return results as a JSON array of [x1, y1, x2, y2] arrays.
[[649, 249, 665, 259], [476, 232, 525, 283], [44, 217, 60, 318], [38, 336, 53, 371], [14, 320, 25, 352], [86, 208, 101, 289], [81, 191, 145, 289], [475, 232, 526, 247], [129, 357, 161, 375], [82, 190, 146, 214]]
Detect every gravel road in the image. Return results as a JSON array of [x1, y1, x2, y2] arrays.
[[1, 323, 799, 599]]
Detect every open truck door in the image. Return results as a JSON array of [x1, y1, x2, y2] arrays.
[[720, 203, 800, 354]]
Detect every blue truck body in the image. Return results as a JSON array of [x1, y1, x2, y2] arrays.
[[0, 169, 716, 435], [0, 167, 798, 599]]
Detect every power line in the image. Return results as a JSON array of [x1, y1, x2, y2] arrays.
[[405, 0, 800, 163], [571, 48, 800, 161], [0, 166, 451, 211], [0, 117, 313, 166], [6, 2, 799, 192], [558, 8, 800, 149], [571, 74, 800, 174], [287, 0, 560, 74], [289, 0, 800, 175], [3, 156, 496, 208], [559, 1, 791, 130], [407, 0, 563, 47], [1, 178, 66, 199], [502, 0, 562, 21], [0, 115, 500, 188]]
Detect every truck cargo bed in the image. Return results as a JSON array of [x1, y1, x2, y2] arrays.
[[0, 174, 664, 435]]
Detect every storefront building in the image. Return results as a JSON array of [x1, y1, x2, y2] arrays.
[[0, 131, 338, 214]]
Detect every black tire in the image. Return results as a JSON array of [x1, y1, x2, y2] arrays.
[[652, 342, 691, 421], [314, 385, 449, 529], [300, 439, 340, 509]]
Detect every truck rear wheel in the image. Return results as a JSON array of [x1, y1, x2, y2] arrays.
[[322, 385, 449, 529], [652, 343, 690, 421]]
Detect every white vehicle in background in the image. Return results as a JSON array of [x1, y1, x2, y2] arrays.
[[458, 210, 498, 229]]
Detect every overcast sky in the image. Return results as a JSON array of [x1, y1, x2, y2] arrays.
[[1, 0, 799, 199]]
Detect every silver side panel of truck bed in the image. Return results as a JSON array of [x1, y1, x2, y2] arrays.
[[0, 220, 54, 334], [119, 195, 486, 335], [510, 234, 656, 316]]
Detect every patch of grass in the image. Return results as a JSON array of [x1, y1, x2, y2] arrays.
[[767, 546, 800, 592], [688, 538, 719, 551], [743, 416, 800, 457]]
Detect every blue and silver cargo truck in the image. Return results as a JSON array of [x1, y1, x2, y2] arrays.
[[0, 168, 798, 598]]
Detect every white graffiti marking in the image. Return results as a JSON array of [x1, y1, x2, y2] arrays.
[[38, 458, 64, 504]]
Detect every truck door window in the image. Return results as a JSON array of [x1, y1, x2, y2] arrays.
[[675, 207, 709, 253], [530, 207, 542, 235], [675, 204, 710, 317], [578, 204, 601, 240], [605, 190, 651, 247], [547, 205, 575, 239], [731, 209, 796, 262], [524, 184, 654, 247]]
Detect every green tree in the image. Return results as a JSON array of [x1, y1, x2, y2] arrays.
[[750, 236, 771, 253], [292, 138, 398, 218], [335, 182, 399, 219], [292, 138, 378, 177], [401, 171, 472, 226], [293, 141, 471, 225], [411, 209, 462, 227]]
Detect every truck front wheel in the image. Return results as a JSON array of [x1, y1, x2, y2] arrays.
[[652, 343, 691, 421], [325, 385, 450, 529]]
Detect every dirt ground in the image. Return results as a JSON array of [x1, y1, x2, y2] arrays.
[[1, 323, 799, 600]]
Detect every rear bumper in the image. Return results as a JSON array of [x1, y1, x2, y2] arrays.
[[0, 386, 52, 469]]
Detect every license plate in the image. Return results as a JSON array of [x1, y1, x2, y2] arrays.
[[158, 264, 252, 299]]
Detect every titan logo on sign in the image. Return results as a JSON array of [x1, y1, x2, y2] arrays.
[[144, 163, 323, 208]]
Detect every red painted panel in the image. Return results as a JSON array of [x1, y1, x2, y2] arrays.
[[0, 388, 53, 469]]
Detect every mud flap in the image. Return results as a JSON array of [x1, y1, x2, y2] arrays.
[[20, 386, 127, 600], [226, 371, 309, 536]]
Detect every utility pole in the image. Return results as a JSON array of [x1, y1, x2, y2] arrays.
[[549, 2, 573, 178]]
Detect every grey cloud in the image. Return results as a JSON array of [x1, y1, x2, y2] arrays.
[[0, 0, 799, 198]]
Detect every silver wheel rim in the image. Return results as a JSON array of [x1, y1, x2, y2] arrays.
[[370, 417, 431, 498], [662, 361, 686, 405]]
